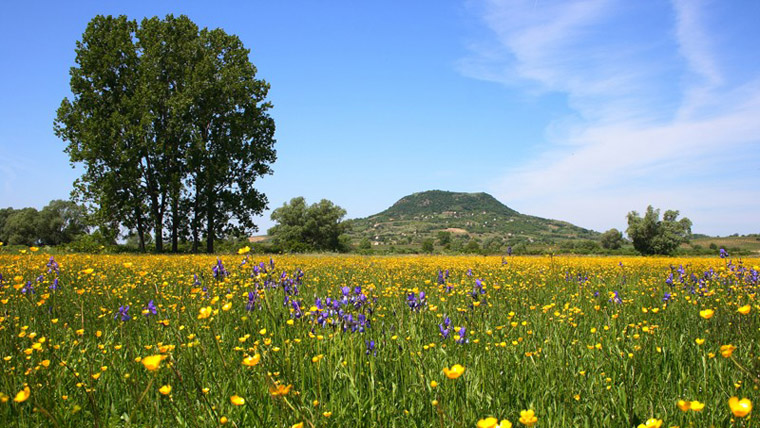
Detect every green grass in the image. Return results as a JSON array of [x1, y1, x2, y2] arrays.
[[0, 253, 758, 427]]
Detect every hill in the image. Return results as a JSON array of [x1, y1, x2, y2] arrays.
[[345, 190, 599, 250]]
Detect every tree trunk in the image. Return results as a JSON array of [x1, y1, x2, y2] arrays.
[[171, 195, 179, 253], [136, 207, 146, 253], [205, 194, 215, 253]]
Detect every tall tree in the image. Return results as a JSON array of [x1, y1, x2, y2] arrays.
[[269, 197, 349, 252], [55, 15, 276, 253], [626, 206, 692, 255]]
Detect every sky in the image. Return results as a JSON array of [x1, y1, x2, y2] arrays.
[[0, 0, 758, 237]]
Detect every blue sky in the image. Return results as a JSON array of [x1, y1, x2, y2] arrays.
[[1, 0, 758, 236]]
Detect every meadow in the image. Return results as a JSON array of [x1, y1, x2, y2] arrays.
[[0, 251, 757, 427]]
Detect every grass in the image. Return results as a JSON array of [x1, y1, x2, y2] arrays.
[[0, 251, 758, 427]]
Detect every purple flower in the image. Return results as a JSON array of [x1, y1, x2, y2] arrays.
[[456, 326, 467, 344], [144, 300, 157, 316], [365, 340, 376, 356], [720, 248, 728, 259], [662, 292, 672, 302], [116, 305, 131, 321]]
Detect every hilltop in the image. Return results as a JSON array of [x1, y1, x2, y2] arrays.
[[345, 190, 598, 251]]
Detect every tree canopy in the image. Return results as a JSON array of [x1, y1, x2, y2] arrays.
[[0, 200, 88, 246], [268, 197, 349, 252], [626, 206, 692, 255], [600, 228, 624, 250], [54, 14, 276, 253]]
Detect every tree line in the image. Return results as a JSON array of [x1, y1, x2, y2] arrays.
[[0, 200, 87, 246], [54, 14, 276, 253]]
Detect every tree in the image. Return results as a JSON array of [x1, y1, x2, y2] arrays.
[[437, 231, 452, 246], [421, 239, 434, 253], [269, 197, 349, 252], [37, 200, 89, 245], [626, 206, 692, 255], [600, 228, 624, 250], [55, 14, 275, 253], [2, 208, 40, 246]]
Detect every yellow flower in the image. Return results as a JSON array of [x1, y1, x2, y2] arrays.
[[291, 423, 303, 428], [269, 384, 293, 397], [159, 385, 171, 395], [230, 395, 245, 406], [29, 247, 39, 252], [198, 306, 212, 319], [690, 401, 705, 411], [677, 400, 691, 412], [430, 380, 438, 388], [637, 418, 662, 428], [222, 302, 232, 311], [0, 392, 8, 403], [737, 305, 751, 315], [443, 364, 465, 379], [312, 354, 324, 363], [720, 344, 736, 358], [699, 309, 714, 319], [478, 417, 499, 428], [14, 386, 30, 403], [242, 354, 261, 367], [141, 354, 167, 371], [220, 416, 228, 424], [322, 411, 332, 417], [238, 246, 250, 255], [518, 409, 537, 427], [499, 421, 512, 428], [728, 397, 752, 417], [695, 338, 705, 345]]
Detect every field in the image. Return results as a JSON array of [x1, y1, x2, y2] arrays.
[[0, 252, 758, 427]]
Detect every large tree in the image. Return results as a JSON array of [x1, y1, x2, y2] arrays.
[[626, 206, 692, 255], [269, 197, 349, 252], [55, 14, 276, 253]]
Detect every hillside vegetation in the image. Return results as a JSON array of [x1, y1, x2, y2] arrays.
[[345, 190, 598, 251]]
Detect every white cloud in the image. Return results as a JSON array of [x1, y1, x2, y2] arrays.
[[462, 0, 760, 235]]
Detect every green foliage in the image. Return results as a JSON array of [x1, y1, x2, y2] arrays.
[[600, 228, 624, 250], [347, 191, 599, 251], [2, 208, 40, 246], [55, 14, 276, 253], [268, 197, 349, 252], [626, 206, 692, 255], [420, 238, 434, 253]]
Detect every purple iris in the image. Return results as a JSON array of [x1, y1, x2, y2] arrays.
[[609, 291, 622, 304], [720, 248, 728, 259], [662, 292, 672, 302], [144, 300, 157, 316], [456, 326, 467, 344], [366, 340, 376, 356], [116, 305, 131, 321], [49, 278, 59, 291]]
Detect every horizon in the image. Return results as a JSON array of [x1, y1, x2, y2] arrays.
[[1, 1, 758, 237]]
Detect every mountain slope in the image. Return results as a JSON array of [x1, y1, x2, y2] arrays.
[[346, 190, 598, 248]]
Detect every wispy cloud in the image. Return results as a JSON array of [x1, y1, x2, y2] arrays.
[[461, 0, 760, 235]]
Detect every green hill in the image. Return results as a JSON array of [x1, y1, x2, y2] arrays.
[[345, 190, 599, 250]]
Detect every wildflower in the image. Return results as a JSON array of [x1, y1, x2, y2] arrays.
[[637, 419, 662, 428], [159, 385, 171, 395], [291, 423, 304, 428], [242, 354, 261, 367], [141, 354, 167, 371], [699, 309, 714, 319], [366, 340, 376, 356], [269, 384, 292, 397], [115, 305, 131, 321], [198, 306, 212, 319], [720, 344, 736, 358], [690, 401, 705, 411], [677, 400, 691, 412], [737, 305, 751, 315], [728, 397, 752, 417], [238, 246, 250, 255], [443, 364, 465, 379], [518, 409, 537, 427], [230, 395, 245, 406], [13, 386, 30, 403], [323, 411, 332, 417], [430, 380, 438, 388], [143, 300, 157, 316]]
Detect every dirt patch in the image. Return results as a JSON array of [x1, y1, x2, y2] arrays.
[[443, 228, 468, 235]]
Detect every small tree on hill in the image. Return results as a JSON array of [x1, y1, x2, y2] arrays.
[[626, 206, 692, 255]]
